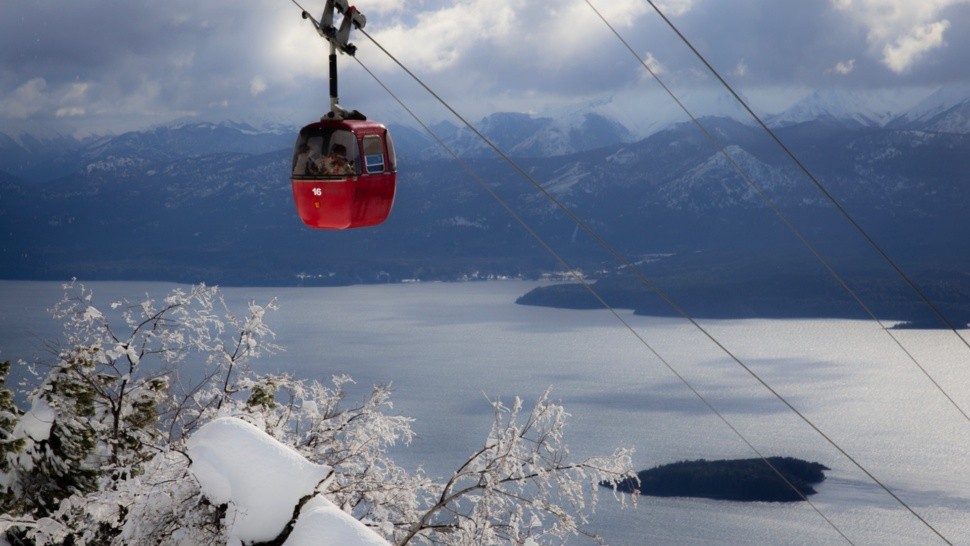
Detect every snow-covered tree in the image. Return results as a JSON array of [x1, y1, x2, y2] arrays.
[[0, 282, 634, 545], [237, 373, 431, 539], [399, 391, 634, 545], [0, 360, 24, 512], [0, 281, 272, 543]]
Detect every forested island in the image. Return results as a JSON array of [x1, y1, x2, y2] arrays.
[[606, 457, 829, 502], [516, 268, 970, 328]]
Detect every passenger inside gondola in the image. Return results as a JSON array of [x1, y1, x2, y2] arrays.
[[323, 143, 354, 175], [293, 130, 359, 177], [292, 136, 326, 176], [306, 137, 326, 175], [293, 142, 311, 176]]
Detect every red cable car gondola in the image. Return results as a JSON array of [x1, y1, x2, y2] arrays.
[[292, 0, 397, 230], [291, 117, 396, 229]]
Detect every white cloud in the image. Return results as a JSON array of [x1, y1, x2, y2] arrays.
[[882, 20, 949, 73], [367, 0, 412, 16], [734, 59, 748, 78], [643, 52, 664, 75], [300, 0, 411, 17], [56, 106, 86, 118], [831, 59, 856, 75], [63, 82, 90, 102], [323, 0, 655, 124], [654, 0, 695, 17], [250, 76, 268, 96], [371, 0, 516, 72], [833, 0, 969, 72], [368, 0, 647, 73], [1, 0, 965, 135], [0, 78, 47, 119]]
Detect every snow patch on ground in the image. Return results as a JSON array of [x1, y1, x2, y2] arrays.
[[441, 216, 486, 229], [543, 164, 586, 196]]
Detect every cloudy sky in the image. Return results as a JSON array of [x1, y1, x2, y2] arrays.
[[2, 0, 968, 137]]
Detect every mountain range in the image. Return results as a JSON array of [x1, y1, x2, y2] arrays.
[[1, 86, 969, 324]]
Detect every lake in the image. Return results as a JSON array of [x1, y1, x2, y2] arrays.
[[1, 279, 969, 544]]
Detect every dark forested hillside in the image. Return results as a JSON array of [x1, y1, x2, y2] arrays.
[[1, 117, 968, 323]]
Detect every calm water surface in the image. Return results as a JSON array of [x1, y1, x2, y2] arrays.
[[2, 280, 968, 544]]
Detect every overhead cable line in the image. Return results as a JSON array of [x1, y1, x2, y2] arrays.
[[637, 0, 970, 354], [292, 0, 848, 536], [580, 1, 961, 539], [580, 1, 970, 426], [353, 25, 952, 545], [352, 53, 855, 546], [285, 1, 947, 541]]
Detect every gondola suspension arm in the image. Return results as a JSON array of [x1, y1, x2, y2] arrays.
[[300, 0, 367, 119]]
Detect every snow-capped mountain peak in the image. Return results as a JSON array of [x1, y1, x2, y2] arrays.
[[891, 84, 970, 133], [769, 88, 924, 128]]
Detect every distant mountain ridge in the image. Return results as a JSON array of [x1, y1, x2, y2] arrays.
[[889, 84, 970, 133], [766, 89, 915, 128], [399, 111, 635, 158], [773, 85, 970, 134], [0, 121, 295, 182], [1, 86, 969, 323], [0, 111, 634, 182], [3, 84, 968, 181]]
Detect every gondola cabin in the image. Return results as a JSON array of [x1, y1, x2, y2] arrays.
[[291, 119, 397, 229]]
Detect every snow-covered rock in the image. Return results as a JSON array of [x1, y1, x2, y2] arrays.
[[286, 496, 392, 546], [188, 417, 389, 545]]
